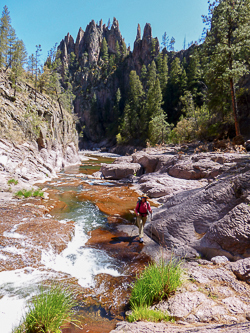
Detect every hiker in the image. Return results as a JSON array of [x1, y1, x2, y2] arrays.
[[135, 194, 152, 243]]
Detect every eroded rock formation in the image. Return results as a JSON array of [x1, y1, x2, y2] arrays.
[[0, 70, 80, 190], [100, 149, 250, 260]]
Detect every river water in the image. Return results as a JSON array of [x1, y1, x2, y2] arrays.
[[0, 155, 149, 333]]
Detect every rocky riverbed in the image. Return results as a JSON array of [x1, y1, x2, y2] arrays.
[[1, 145, 250, 333], [95, 145, 250, 332]]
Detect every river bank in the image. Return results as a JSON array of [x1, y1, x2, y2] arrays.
[[0, 148, 250, 333]]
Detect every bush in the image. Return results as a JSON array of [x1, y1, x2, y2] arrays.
[[129, 258, 182, 308], [15, 188, 44, 198], [8, 179, 18, 185], [13, 284, 77, 333]]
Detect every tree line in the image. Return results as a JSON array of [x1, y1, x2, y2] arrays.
[[0, 5, 73, 112], [1, 1, 250, 146]]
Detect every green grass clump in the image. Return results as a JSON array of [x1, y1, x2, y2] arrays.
[[128, 258, 182, 322], [127, 306, 174, 323], [13, 284, 77, 333], [15, 188, 44, 198], [130, 258, 183, 308], [8, 179, 18, 185]]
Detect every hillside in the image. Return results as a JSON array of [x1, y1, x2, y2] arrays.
[[0, 69, 80, 194]]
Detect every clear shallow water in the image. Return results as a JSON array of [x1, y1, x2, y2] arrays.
[[0, 157, 123, 333]]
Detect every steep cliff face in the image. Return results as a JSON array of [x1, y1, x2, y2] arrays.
[[57, 18, 160, 148], [0, 70, 80, 186]]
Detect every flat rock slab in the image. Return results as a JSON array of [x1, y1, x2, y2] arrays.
[[110, 321, 250, 333]]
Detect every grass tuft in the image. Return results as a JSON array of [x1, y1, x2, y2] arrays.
[[127, 305, 174, 323], [8, 179, 18, 185], [130, 258, 183, 308], [13, 284, 77, 333], [15, 188, 44, 198]]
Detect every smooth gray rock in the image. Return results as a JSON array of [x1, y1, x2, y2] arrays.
[[100, 162, 142, 180], [145, 171, 250, 260], [211, 256, 230, 265]]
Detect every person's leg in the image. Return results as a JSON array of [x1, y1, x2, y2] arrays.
[[139, 216, 147, 238]]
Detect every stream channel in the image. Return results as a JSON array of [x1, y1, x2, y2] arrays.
[[0, 154, 151, 333]]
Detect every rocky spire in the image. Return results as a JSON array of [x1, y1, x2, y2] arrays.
[[75, 27, 84, 59], [136, 24, 141, 41], [142, 23, 152, 41], [111, 17, 120, 32]]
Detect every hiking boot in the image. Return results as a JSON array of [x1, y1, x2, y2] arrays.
[[139, 237, 143, 243]]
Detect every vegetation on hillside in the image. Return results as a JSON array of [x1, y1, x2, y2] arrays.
[[1, 1, 250, 147]]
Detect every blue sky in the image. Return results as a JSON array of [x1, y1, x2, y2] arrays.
[[3, 0, 208, 63]]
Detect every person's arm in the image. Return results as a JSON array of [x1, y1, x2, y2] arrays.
[[147, 202, 152, 214], [135, 202, 140, 215]]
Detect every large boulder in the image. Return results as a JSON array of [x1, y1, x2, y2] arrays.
[[100, 162, 142, 180], [229, 258, 250, 284], [138, 173, 206, 199], [132, 152, 160, 173], [145, 171, 250, 260]]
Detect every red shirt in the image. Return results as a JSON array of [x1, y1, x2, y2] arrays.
[[135, 200, 152, 216]]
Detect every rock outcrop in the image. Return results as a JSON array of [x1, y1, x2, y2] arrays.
[[0, 70, 80, 190], [57, 19, 160, 147], [100, 149, 250, 260]]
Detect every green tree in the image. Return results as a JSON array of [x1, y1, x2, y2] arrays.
[[164, 57, 188, 123], [169, 37, 175, 51], [148, 112, 170, 145], [0, 5, 12, 68], [162, 32, 169, 50], [101, 37, 108, 76], [10, 39, 27, 96], [120, 71, 144, 141], [115, 40, 120, 64], [28, 53, 36, 79], [122, 40, 127, 58], [157, 53, 168, 91], [202, 0, 250, 136], [35, 44, 42, 103]]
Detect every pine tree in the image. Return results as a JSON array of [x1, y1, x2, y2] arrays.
[[10, 39, 27, 96], [0, 6, 12, 68], [162, 32, 169, 50], [202, 0, 250, 136], [122, 40, 127, 58], [157, 52, 168, 91], [169, 37, 176, 51], [101, 37, 108, 76], [28, 53, 36, 79], [141, 64, 147, 88], [147, 60, 157, 90], [120, 70, 144, 141], [35, 44, 42, 103], [115, 40, 120, 64]]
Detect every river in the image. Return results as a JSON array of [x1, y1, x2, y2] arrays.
[[0, 154, 150, 333]]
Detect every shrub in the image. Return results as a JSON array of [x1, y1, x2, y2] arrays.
[[129, 258, 182, 308], [13, 284, 77, 333], [8, 179, 18, 185], [15, 188, 44, 198]]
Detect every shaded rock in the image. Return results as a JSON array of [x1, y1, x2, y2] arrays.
[[196, 203, 250, 260], [146, 171, 250, 260], [100, 162, 142, 180], [230, 258, 250, 284], [132, 152, 160, 173]]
